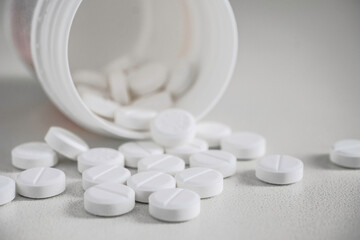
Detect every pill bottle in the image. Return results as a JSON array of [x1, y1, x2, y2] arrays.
[[6, 0, 238, 139]]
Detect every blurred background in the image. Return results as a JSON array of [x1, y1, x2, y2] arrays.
[[1, 0, 360, 81]]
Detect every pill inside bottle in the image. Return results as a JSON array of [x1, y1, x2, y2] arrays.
[[12, 0, 237, 139]]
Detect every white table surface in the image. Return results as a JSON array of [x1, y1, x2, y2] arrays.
[[1, 1, 360, 239]]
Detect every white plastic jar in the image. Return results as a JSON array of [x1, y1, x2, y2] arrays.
[[6, 0, 238, 139]]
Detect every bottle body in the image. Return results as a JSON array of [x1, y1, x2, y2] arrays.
[[7, 0, 238, 139]]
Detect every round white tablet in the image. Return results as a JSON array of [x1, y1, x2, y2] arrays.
[[45, 126, 89, 160], [330, 139, 360, 168], [82, 165, 131, 190], [131, 91, 173, 111], [150, 109, 196, 148], [256, 155, 303, 185], [127, 171, 176, 203], [77, 148, 124, 173], [165, 139, 208, 164], [189, 150, 236, 178], [196, 121, 232, 148], [129, 62, 168, 96], [138, 155, 185, 176], [16, 167, 66, 199], [175, 167, 223, 198], [108, 70, 130, 105], [72, 70, 107, 89], [149, 188, 200, 222], [0, 176, 16, 205], [119, 141, 164, 168], [11, 142, 58, 169], [221, 132, 266, 159], [82, 93, 119, 119], [115, 107, 157, 131], [84, 183, 135, 217]]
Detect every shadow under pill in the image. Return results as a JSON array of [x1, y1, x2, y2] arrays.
[[56, 159, 81, 179], [130, 203, 166, 225], [65, 181, 83, 198], [236, 170, 274, 187], [65, 199, 96, 219], [308, 154, 347, 171]]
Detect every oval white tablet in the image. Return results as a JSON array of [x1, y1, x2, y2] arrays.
[[82, 93, 119, 119], [221, 132, 266, 159], [137, 155, 185, 176], [16, 167, 66, 199], [149, 188, 200, 222], [72, 70, 107, 89], [127, 171, 176, 203], [151, 109, 196, 148], [0, 176, 16, 205], [108, 70, 130, 105], [131, 91, 173, 111], [166, 61, 195, 99], [115, 107, 157, 131], [45, 126, 89, 160], [82, 165, 131, 190], [166, 139, 208, 164], [84, 183, 135, 217], [175, 167, 223, 198], [129, 62, 168, 96], [256, 155, 303, 185], [77, 148, 124, 173], [196, 121, 232, 148], [11, 142, 58, 170], [189, 150, 236, 178], [76, 84, 109, 98], [119, 141, 164, 168], [330, 139, 360, 168]]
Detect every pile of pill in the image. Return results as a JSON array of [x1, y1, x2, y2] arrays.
[[73, 56, 197, 131], [1, 108, 359, 222]]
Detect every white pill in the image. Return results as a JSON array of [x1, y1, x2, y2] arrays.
[[330, 139, 360, 168], [129, 62, 168, 96], [127, 171, 176, 203], [16, 167, 66, 199], [76, 84, 109, 98], [115, 107, 157, 131], [138, 155, 185, 176], [175, 167, 223, 198], [77, 148, 124, 173], [72, 70, 107, 89], [119, 141, 164, 168], [256, 155, 304, 185], [149, 188, 200, 222], [132, 91, 173, 111], [189, 150, 236, 178], [221, 132, 266, 159], [166, 61, 195, 98], [0, 176, 16, 205], [104, 56, 135, 74], [45, 126, 89, 160], [84, 183, 135, 217], [82, 93, 119, 119], [82, 165, 131, 190], [151, 109, 196, 148], [196, 121, 232, 148], [108, 70, 130, 105], [11, 142, 58, 170], [165, 139, 208, 164]]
